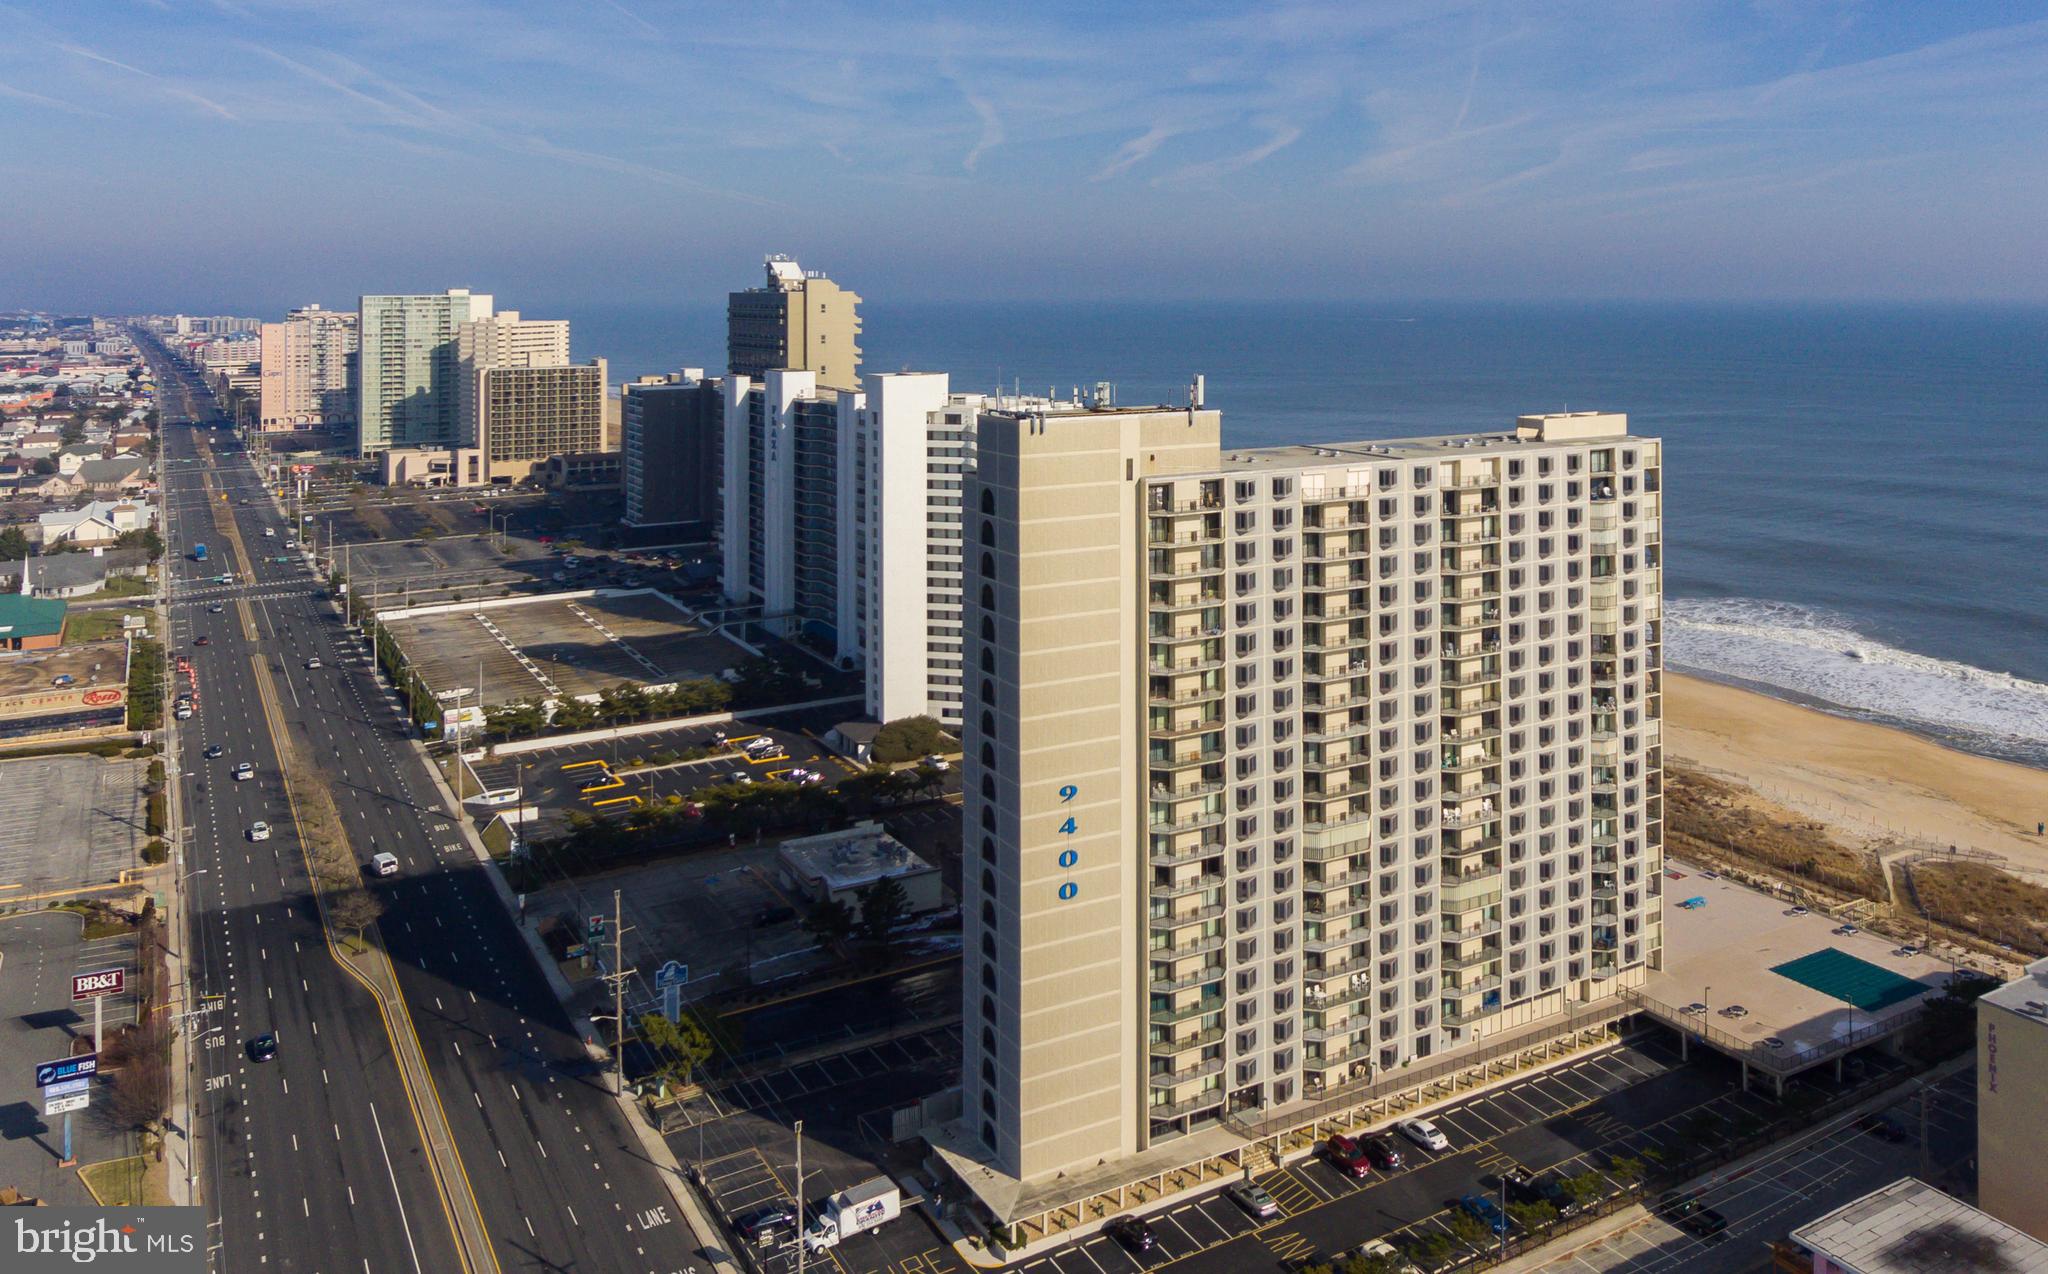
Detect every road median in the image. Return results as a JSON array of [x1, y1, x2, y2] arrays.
[[249, 650, 501, 1274]]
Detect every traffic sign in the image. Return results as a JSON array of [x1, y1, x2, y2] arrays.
[[35, 1054, 97, 1088], [72, 968, 125, 1001], [45, 1092, 89, 1116], [655, 961, 689, 987], [41, 1077, 90, 1099]]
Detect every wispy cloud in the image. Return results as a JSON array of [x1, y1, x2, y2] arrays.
[[58, 40, 239, 119], [0, 77, 105, 117]]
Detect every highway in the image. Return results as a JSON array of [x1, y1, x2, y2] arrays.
[[151, 348, 463, 1274], [145, 335, 706, 1274]]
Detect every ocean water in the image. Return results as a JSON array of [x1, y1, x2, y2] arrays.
[[566, 300, 2048, 768]]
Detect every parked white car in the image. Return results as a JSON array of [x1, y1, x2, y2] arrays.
[[1398, 1118, 1450, 1152]]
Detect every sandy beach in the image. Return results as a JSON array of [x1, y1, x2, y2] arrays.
[[1664, 672, 2048, 876]]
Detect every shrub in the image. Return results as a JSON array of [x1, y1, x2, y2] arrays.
[[141, 839, 168, 865], [145, 790, 167, 838]]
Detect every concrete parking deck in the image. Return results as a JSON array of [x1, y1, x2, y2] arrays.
[[379, 590, 752, 709]]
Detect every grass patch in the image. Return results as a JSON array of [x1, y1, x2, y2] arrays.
[[65, 608, 152, 643], [78, 1154, 169, 1207], [1664, 768, 1886, 902], [1910, 860, 2048, 956], [87, 576, 154, 600]]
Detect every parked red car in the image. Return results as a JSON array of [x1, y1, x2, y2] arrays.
[[1322, 1133, 1372, 1179]]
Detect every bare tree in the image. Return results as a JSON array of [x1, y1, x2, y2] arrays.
[[327, 886, 385, 949]]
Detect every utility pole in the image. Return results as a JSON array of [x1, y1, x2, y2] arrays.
[[1919, 1085, 1931, 1180], [595, 889, 636, 1098], [794, 1118, 807, 1274]]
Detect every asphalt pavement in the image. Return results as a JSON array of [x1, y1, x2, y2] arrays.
[[149, 338, 709, 1273]]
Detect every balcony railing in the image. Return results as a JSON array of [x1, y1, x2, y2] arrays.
[[1149, 1089, 1228, 1121], [1148, 904, 1225, 931], [1148, 1055, 1224, 1087], [1149, 964, 1225, 994], [1150, 994, 1225, 1025], [1150, 871, 1224, 900], [1148, 1028, 1225, 1057]]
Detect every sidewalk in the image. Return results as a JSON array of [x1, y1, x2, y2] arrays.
[[418, 741, 743, 1274]]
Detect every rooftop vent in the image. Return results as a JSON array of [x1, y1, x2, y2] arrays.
[[2022, 1001, 2048, 1016]]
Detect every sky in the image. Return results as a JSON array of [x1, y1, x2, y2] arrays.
[[2, 1, 2046, 311]]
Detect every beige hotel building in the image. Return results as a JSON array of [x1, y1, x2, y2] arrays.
[[955, 401, 1665, 1193]]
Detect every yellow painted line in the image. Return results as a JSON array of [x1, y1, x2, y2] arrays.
[[591, 795, 642, 809], [561, 759, 607, 771], [579, 777, 624, 794], [764, 769, 793, 781], [721, 734, 761, 746], [746, 753, 789, 765]]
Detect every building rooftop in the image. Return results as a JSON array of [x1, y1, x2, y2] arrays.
[[1978, 955, 2048, 1020], [0, 594, 69, 641], [1789, 1177, 2048, 1273], [778, 821, 936, 894]]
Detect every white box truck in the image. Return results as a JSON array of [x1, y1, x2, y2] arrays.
[[802, 1177, 900, 1253]]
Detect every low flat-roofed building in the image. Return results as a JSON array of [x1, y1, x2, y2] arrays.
[[1783, 1176, 2048, 1273], [0, 594, 67, 650], [776, 820, 943, 914]]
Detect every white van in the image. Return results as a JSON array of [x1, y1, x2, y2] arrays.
[[370, 852, 400, 877]]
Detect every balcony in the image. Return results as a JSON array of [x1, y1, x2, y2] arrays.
[[1440, 521, 1501, 545], [1441, 834, 1503, 862], [1149, 650, 1224, 674], [1306, 537, 1368, 562], [1443, 973, 1502, 1000], [1148, 1027, 1225, 1058], [1442, 780, 1502, 803], [1303, 717, 1372, 743], [1151, 871, 1224, 900], [1150, 557, 1224, 579], [1149, 964, 1225, 994], [1440, 943, 1500, 972], [1440, 749, 1499, 775], [1307, 658, 1372, 682], [1153, 932, 1225, 961], [1442, 1002, 1504, 1028], [1446, 583, 1502, 605], [1303, 806, 1371, 834], [1149, 1089, 1228, 1121], [1150, 746, 1222, 771], [1149, 807, 1226, 833], [1304, 979, 1373, 1011], [1148, 683, 1222, 706], [1150, 712, 1224, 740], [1306, 571, 1363, 593], [1147, 527, 1218, 546], [1150, 994, 1225, 1025], [1306, 953, 1367, 982], [1304, 750, 1368, 774], [1149, 837, 1222, 867], [1149, 904, 1225, 932], [1440, 665, 1503, 689], [1148, 589, 1224, 614], [1304, 929, 1365, 955], [1304, 889, 1372, 919], [1148, 1055, 1224, 1087], [1302, 1020, 1367, 1044], [1440, 611, 1503, 635], [1304, 630, 1370, 653], [1441, 917, 1502, 941]]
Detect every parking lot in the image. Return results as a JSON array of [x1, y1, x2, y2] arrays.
[[0, 912, 141, 1205], [522, 839, 838, 1007], [0, 754, 150, 898], [1014, 1029, 1916, 1274], [684, 1014, 966, 1274], [380, 589, 756, 710], [1543, 1066, 1978, 1273], [474, 719, 855, 836]]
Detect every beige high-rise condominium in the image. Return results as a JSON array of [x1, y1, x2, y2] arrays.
[[959, 404, 1664, 1187], [474, 359, 607, 484], [456, 312, 571, 447], [257, 305, 356, 433], [727, 255, 862, 391]]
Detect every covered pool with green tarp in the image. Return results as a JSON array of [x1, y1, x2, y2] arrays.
[[1768, 948, 1930, 1012]]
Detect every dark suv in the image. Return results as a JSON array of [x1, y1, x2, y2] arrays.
[[1502, 1166, 1580, 1219]]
